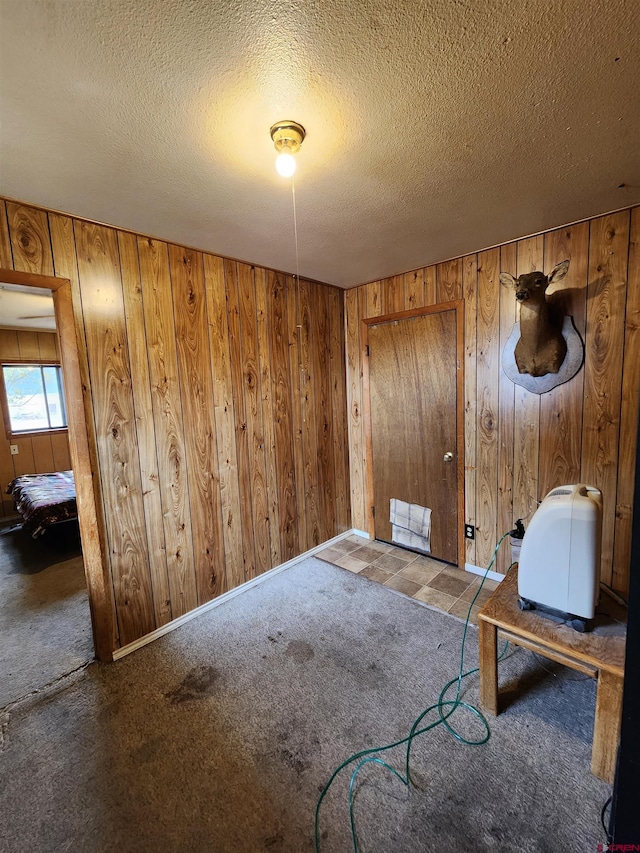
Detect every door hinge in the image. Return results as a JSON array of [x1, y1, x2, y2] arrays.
[[365, 344, 370, 357]]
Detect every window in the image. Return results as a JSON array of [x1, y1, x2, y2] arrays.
[[1, 364, 68, 434]]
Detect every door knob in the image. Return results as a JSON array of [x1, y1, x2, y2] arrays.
[[443, 451, 453, 462]]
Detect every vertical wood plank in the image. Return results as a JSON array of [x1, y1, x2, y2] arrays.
[[255, 267, 282, 566], [512, 236, 544, 523], [6, 203, 54, 275], [203, 254, 244, 589], [329, 288, 350, 532], [266, 269, 297, 560], [476, 248, 500, 567], [582, 212, 630, 586], [365, 280, 382, 319], [538, 223, 589, 498], [437, 258, 463, 303], [11, 437, 36, 475], [463, 253, 478, 566], [404, 270, 424, 311], [285, 276, 307, 554], [299, 278, 321, 547], [137, 236, 198, 617], [0, 329, 20, 358], [225, 259, 256, 582], [37, 332, 58, 360], [496, 243, 516, 572], [119, 230, 172, 627], [0, 200, 13, 267], [359, 286, 375, 537], [613, 207, 640, 593], [50, 432, 71, 471], [424, 266, 437, 306], [31, 434, 54, 472], [0, 469, 14, 515], [17, 331, 40, 360], [314, 283, 336, 542], [381, 275, 404, 314], [170, 245, 226, 599], [75, 221, 155, 645], [236, 261, 271, 576], [340, 294, 352, 531], [48, 215, 99, 485], [345, 287, 365, 531]]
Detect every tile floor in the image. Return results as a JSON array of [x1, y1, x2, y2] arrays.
[[317, 533, 500, 625]]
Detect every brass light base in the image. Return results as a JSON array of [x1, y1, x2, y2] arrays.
[[270, 120, 306, 154]]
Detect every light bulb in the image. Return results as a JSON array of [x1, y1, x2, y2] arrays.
[[275, 149, 296, 177]]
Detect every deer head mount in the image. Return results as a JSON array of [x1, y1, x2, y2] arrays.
[[500, 260, 570, 377]]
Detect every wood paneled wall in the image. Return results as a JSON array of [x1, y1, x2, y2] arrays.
[[0, 198, 350, 650], [346, 207, 640, 594], [0, 329, 71, 516]]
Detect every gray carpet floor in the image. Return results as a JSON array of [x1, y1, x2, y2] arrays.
[[0, 522, 93, 707], [0, 557, 609, 852]]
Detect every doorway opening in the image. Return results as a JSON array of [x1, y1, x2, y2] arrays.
[[0, 269, 113, 690], [0, 278, 94, 702]]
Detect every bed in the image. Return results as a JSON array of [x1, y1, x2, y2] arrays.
[[6, 470, 77, 537]]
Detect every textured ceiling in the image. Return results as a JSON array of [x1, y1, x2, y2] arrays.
[[1, 0, 638, 288]]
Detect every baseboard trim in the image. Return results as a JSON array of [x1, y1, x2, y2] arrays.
[[112, 529, 356, 661], [351, 529, 370, 539], [464, 562, 505, 583]]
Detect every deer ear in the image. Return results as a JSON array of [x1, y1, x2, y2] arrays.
[[499, 272, 516, 289], [548, 259, 570, 283]]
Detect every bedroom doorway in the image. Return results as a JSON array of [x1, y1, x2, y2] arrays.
[[0, 278, 95, 705], [0, 268, 114, 678]]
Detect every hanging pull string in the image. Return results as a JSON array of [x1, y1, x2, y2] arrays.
[[291, 175, 305, 391], [292, 175, 301, 329], [315, 534, 516, 853]]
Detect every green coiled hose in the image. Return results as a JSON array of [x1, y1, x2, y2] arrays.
[[315, 532, 515, 852]]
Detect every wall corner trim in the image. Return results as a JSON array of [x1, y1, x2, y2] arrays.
[[112, 530, 358, 661], [464, 562, 505, 583], [351, 529, 370, 539]]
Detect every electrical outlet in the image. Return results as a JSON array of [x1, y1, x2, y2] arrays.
[[10, 444, 18, 456], [464, 524, 475, 540]]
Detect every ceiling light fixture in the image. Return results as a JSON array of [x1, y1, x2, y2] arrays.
[[270, 120, 306, 177]]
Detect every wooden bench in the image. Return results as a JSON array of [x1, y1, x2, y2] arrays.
[[477, 566, 626, 783]]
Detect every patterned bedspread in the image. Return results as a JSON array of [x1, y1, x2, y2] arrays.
[[6, 470, 77, 537]]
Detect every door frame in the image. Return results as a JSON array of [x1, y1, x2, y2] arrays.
[[361, 299, 465, 566], [0, 267, 114, 661]]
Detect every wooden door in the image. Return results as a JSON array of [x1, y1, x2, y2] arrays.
[[367, 308, 459, 563]]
